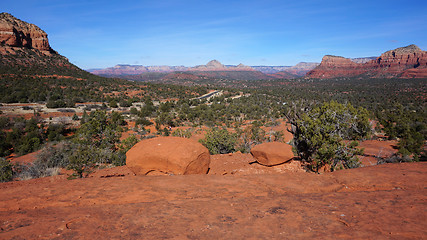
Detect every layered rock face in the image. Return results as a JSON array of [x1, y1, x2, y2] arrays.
[[307, 45, 427, 78], [306, 55, 366, 78], [0, 13, 84, 76], [372, 45, 427, 78], [0, 12, 52, 53]]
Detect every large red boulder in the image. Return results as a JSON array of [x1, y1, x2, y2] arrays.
[[126, 137, 210, 175], [250, 142, 294, 166]]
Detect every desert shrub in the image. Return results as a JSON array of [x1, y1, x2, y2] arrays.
[[67, 145, 97, 178], [268, 130, 285, 142], [0, 158, 13, 182], [135, 117, 153, 127], [377, 103, 426, 161], [0, 132, 12, 157], [172, 128, 193, 138], [200, 128, 237, 154], [65, 110, 124, 177], [377, 154, 413, 165], [110, 111, 126, 128], [286, 101, 371, 172], [46, 124, 67, 142], [114, 135, 139, 166], [46, 99, 66, 108], [130, 107, 138, 115], [13, 142, 72, 180], [119, 99, 132, 108], [66, 145, 122, 178], [36, 142, 72, 169], [13, 162, 61, 180], [235, 124, 266, 153], [72, 113, 79, 121], [109, 99, 118, 108]]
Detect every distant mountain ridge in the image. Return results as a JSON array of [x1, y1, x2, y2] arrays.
[[89, 60, 319, 80], [307, 45, 427, 78]]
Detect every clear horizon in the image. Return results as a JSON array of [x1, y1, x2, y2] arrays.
[[2, 0, 427, 69]]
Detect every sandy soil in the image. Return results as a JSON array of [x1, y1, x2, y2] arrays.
[[0, 162, 425, 239]]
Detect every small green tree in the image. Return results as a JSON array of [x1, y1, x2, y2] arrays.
[[200, 128, 237, 154], [68, 110, 122, 177], [172, 128, 193, 138], [67, 145, 96, 178], [286, 101, 371, 172], [109, 99, 118, 108], [0, 158, 13, 182], [72, 113, 79, 121]]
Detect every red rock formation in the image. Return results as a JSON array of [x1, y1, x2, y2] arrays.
[[0, 12, 52, 53], [306, 55, 368, 78], [250, 142, 294, 166], [126, 136, 210, 175], [307, 45, 427, 78], [370, 45, 427, 77]]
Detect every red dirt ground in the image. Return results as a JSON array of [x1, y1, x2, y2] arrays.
[[7, 150, 41, 164], [358, 140, 399, 166], [0, 162, 426, 239]]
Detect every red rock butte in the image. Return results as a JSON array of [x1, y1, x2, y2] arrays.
[[0, 12, 52, 53], [307, 44, 427, 78]]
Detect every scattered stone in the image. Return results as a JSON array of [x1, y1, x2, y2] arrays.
[[250, 142, 294, 166]]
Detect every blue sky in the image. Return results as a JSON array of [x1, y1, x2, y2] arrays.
[[2, 0, 427, 69]]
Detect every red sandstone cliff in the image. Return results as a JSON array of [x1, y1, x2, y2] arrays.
[[306, 45, 427, 78], [0, 12, 53, 54], [0, 13, 88, 77]]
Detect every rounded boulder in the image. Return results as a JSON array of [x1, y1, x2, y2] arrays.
[[126, 136, 210, 175], [250, 142, 294, 166]]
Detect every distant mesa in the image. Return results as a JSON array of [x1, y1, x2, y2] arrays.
[[307, 44, 427, 78], [205, 59, 224, 69], [89, 60, 319, 80]]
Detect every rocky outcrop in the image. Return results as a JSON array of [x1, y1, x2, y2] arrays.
[[126, 137, 211, 175], [0, 13, 85, 76], [250, 142, 294, 166], [306, 55, 367, 78], [371, 45, 427, 78], [306, 45, 427, 78], [0, 12, 52, 53]]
